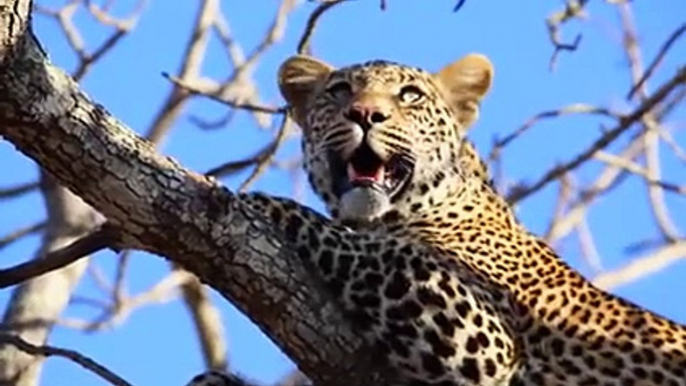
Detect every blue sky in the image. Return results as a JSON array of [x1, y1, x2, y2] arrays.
[[1, 1, 685, 385]]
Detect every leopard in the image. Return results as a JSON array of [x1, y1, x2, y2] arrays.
[[186, 54, 686, 386]]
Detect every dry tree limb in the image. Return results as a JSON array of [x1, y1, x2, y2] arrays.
[[145, 0, 219, 144], [0, 175, 102, 386], [137, 0, 231, 371], [72, 0, 147, 80], [235, 0, 298, 75], [506, 66, 686, 204], [542, 173, 574, 243], [593, 151, 686, 195], [238, 116, 293, 192], [0, 1, 143, 384], [0, 4, 395, 384], [0, 224, 119, 289], [0, 181, 39, 200], [546, 0, 588, 70], [617, 3, 683, 242], [59, 270, 197, 332], [575, 217, 603, 273], [488, 104, 620, 163], [298, 0, 347, 55], [209, 0, 297, 129], [0, 222, 46, 251], [626, 21, 686, 100], [35, 0, 146, 81], [642, 123, 682, 241], [164, 74, 286, 114], [203, 115, 293, 180], [0, 333, 133, 386], [593, 240, 686, 290], [545, 137, 645, 243]]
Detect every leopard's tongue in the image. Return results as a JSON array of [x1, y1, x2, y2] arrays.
[[347, 163, 385, 184]]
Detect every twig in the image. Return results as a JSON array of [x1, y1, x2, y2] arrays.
[[546, 0, 589, 70], [60, 270, 193, 332], [0, 333, 133, 386], [206, 117, 293, 178], [627, 23, 686, 100], [507, 66, 686, 203], [112, 250, 131, 304], [593, 151, 686, 195], [546, 137, 644, 243], [575, 218, 603, 272], [642, 122, 681, 240], [0, 222, 46, 251], [593, 240, 686, 290], [235, 0, 298, 75], [543, 173, 574, 243], [489, 104, 620, 162], [238, 116, 293, 192], [0, 224, 119, 289], [189, 110, 236, 130], [0, 181, 39, 199], [453, 0, 467, 12], [163, 73, 286, 114], [298, 0, 347, 55]]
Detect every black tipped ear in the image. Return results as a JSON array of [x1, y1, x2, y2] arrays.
[[278, 55, 334, 127], [433, 54, 494, 129]]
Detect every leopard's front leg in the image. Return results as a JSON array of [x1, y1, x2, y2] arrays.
[[239, 192, 520, 386]]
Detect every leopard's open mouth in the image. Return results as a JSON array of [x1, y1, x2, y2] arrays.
[[330, 143, 414, 201]]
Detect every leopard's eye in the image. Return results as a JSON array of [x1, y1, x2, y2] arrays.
[[326, 81, 353, 102], [399, 85, 425, 104]]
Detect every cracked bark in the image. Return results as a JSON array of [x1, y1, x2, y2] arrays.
[[0, 1, 389, 385]]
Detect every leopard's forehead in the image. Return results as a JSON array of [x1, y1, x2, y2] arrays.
[[330, 60, 434, 86]]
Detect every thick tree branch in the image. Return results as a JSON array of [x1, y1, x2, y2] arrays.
[[0, 12, 392, 386]]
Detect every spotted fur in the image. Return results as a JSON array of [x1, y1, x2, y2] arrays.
[[188, 55, 686, 386]]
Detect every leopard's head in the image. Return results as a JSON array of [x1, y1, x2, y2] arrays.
[[278, 54, 493, 222]]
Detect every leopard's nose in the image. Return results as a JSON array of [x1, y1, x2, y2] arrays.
[[345, 103, 390, 130]]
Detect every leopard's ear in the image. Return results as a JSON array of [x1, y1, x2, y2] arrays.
[[278, 55, 335, 127], [433, 54, 493, 130]]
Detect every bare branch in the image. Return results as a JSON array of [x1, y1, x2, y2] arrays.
[[0, 222, 46, 251], [163, 73, 286, 114], [238, 116, 293, 192], [546, 0, 588, 70], [627, 23, 686, 100], [0, 181, 39, 200], [0, 224, 118, 289], [0, 26, 393, 384], [489, 104, 620, 162], [593, 241, 686, 290], [298, 0, 347, 55], [0, 333, 133, 386], [179, 275, 228, 371], [507, 66, 686, 203], [546, 137, 645, 243]]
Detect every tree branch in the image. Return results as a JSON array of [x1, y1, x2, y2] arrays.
[[0, 10, 392, 386], [0, 224, 118, 289], [507, 66, 686, 203], [0, 333, 132, 386]]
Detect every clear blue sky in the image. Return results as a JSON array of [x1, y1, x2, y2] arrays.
[[1, 1, 685, 385]]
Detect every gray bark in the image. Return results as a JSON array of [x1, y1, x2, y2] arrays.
[[0, 1, 389, 385]]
